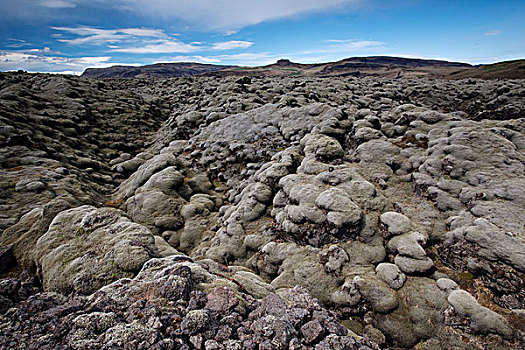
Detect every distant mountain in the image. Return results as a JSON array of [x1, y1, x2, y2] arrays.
[[82, 62, 237, 78], [320, 56, 471, 76], [449, 59, 525, 80], [81, 56, 480, 79], [201, 56, 474, 78]]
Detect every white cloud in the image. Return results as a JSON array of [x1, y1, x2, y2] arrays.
[[111, 40, 200, 53], [213, 52, 278, 66], [156, 55, 222, 64], [5, 39, 32, 48], [208, 39, 384, 66], [27, 47, 61, 54], [58, 34, 126, 45], [115, 0, 361, 30], [484, 30, 501, 36], [3, 0, 363, 30], [325, 39, 384, 52], [38, 0, 76, 8], [212, 41, 253, 50], [51, 26, 167, 45], [50, 26, 200, 54], [52, 27, 127, 44], [291, 39, 385, 60], [119, 28, 167, 37], [0, 50, 113, 74]]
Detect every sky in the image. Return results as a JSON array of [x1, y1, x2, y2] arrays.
[[0, 0, 524, 74]]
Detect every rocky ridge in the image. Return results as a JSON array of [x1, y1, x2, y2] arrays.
[[82, 56, 474, 79], [1, 70, 525, 349], [450, 59, 525, 80], [83, 63, 237, 79]]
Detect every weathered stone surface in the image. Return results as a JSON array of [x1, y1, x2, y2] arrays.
[[375, 263, 406, 290], [374, 278, 449, 348], [448, 290, 513, 339], [394, 255, 434, 274], [33, 205, 159, 295], [353, 276, 399, 313], [126, 189, 185, 233], [380, 212, 412, 236], [436, 278, 458, 294]]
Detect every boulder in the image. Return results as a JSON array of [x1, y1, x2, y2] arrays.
[[34, 205, 159, 295]]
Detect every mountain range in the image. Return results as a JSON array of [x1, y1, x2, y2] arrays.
[[81, 56, 525, 80]]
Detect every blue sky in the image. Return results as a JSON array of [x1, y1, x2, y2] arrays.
[[0, 0, 524, 74]]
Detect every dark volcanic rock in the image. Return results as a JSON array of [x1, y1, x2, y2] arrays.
[[0, 257, 379, 350], [0, 246, 15, 274]]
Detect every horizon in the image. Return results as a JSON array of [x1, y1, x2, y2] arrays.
[[1, 0, 524, 75]]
